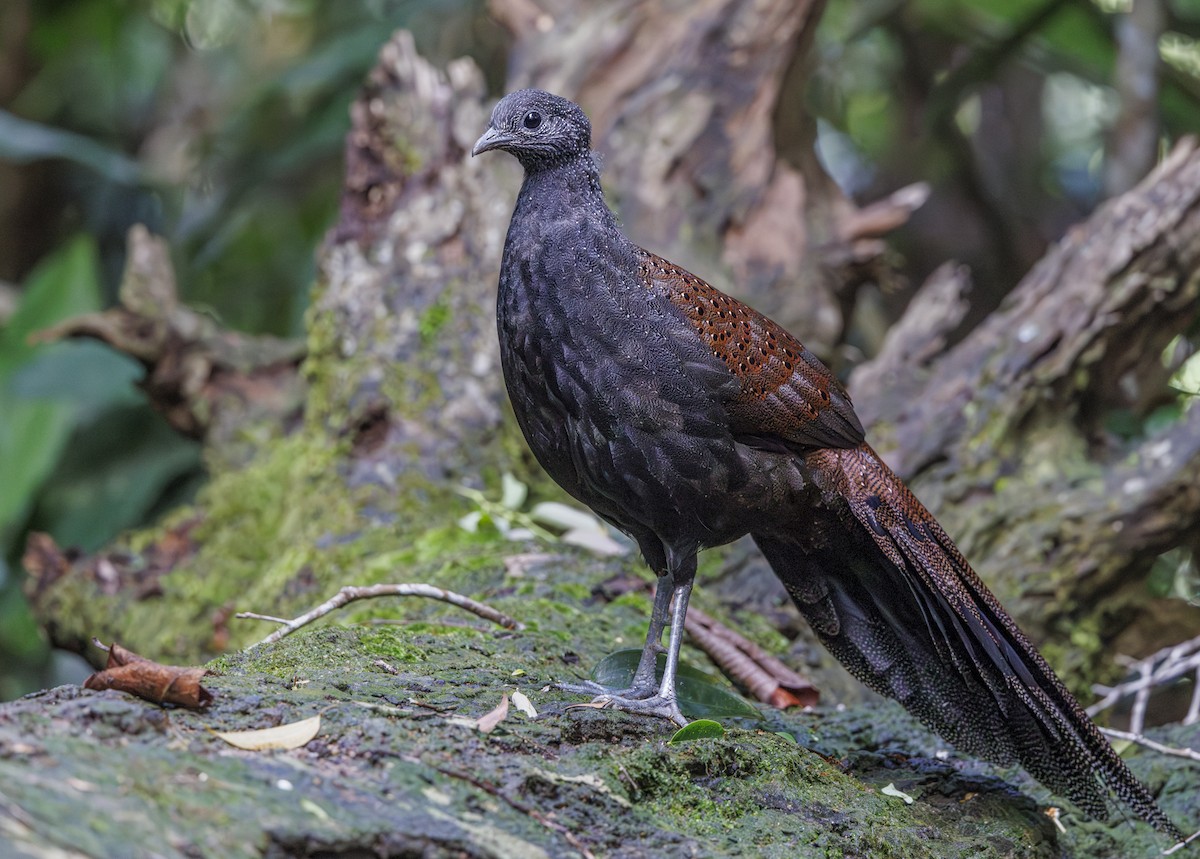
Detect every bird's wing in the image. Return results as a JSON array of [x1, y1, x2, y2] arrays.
[[754, 443, 1180, 837], [640, 250, 864, 451]]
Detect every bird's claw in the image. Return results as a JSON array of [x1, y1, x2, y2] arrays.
[[588, 693, 688, 727], [556, 681, 688, 727]]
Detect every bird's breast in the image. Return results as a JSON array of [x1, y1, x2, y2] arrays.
[[495, 244, 809, 549]]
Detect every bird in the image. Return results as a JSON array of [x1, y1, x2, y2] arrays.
[[472, 87, 1183, 840]]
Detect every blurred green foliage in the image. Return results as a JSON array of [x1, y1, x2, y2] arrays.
[[0, 0, 506, 699], [0, 236, 190, 698], [809, 0, 1200, 298]]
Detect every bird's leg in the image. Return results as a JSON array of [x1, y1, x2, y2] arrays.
[[555, 572, 672, 700], [587, 575, 693, 726], [655, 574, 693, 710], [625, 573, 673, 696], [560, 553, 696, 727]]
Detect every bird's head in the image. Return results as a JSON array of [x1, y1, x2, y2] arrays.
[[472, 89, 592, 170]]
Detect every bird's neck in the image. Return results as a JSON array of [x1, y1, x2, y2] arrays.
[[514, 152, 621, 235]]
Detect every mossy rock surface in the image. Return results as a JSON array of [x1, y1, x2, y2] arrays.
[[4, 601, 1193, 857]]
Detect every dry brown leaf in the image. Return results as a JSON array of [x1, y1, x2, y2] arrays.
[[767, 685, 819, 710], [213, 715, 321, 751], [476, 694, 510, 734], [83, 641, 212, 709]]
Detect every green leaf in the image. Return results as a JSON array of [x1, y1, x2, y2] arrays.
[[9, 340, 143, 410], [1144, 402, 1184, 436], [590, 649, 762, 722], [0, 399, 74, 542], [669, 719, 726, 744], [29, 405, 202, 552], [0, 236, 104, 545], [0, 234, 103, 367], [0, 109, 143, 184], [1170, 344, 1200, 396]]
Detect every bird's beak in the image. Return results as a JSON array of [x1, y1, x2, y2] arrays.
[[472, 126, 506, 157]]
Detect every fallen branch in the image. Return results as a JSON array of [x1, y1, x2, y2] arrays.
[[1087, 633, 1200, 734], [238, 583, 523, 648], [685, 604, 819, 710]]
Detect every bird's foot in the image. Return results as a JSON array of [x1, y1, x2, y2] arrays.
[[587, 692, 688, 727], [554, 678, 659, 701], [556, 682, 687, 727]]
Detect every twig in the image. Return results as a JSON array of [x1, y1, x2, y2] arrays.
[[1129, 655, 1155, 736], [684, 604, 819, 710], [238, 583, 523, 648], [1087, 633, 1200, 725], [1099, 728, 1200, 764], [1186, 664, 1200, 726], [838, 182, 930, 241], [433, 765, 596, 859], [1163, 825, 1200, 855]]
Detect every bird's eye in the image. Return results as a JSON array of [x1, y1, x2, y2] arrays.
[[522, 110, 542, 130]]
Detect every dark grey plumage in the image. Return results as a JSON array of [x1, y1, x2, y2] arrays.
[[474, 87, 1183, 840]]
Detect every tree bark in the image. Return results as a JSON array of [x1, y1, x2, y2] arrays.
[[850, 141, 1200, 682]]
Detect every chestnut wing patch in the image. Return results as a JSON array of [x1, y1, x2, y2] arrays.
[[640, 250, 864, 451]]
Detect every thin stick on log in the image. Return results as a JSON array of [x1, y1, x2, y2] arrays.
[[1163, 827, 1200, 855], [1186, 665, 1200, 726], [238, 583, 523, 648], [1129, 655, 1155, 736]]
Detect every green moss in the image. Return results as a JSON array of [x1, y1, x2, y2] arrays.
[[418, 299, 451, 344], [555, 581, 594, 602], [220, 627, 381, 679], [300, 261, 452, 434], [590, 727, 1054, 857], [355, 627, 442, 662], [15, 587, 1168, 857], [608, 592, 649, 612], [298, 284, 350, 428], [618, 729, 843, 826], [33, 416, 550, 664]]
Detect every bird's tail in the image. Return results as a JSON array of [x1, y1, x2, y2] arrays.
[[753, 442, 1181, 838]]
